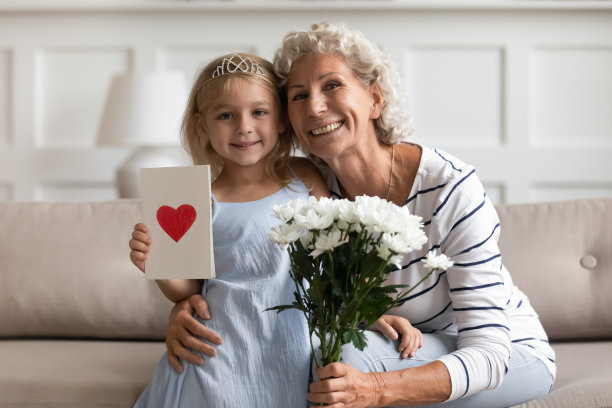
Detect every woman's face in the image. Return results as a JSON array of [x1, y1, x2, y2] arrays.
[[286, 53, 382, 162]]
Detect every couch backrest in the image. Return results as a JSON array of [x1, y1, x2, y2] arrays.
[[0, 200, 172, 339], [1, 198, 610, 342], [496, 198, 612, 341]]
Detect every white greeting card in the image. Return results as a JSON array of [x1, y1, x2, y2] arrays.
[[140, 165, 215, 280]]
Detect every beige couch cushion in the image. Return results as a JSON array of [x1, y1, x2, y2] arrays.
[[515, 377, 612, 408], [0, 200, 172, 339], [510, 341, 612, 408], [496, 198, 612, 341], [0, 339, 165, 407]]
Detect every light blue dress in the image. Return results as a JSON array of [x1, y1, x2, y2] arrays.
[[134, 177, 311, 408]]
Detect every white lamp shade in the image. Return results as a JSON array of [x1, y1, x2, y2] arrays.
[[97, 71, 188, 147]]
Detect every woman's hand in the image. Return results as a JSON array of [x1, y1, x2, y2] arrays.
[[165, 294, 223, 373], [308, 363, 384, 408], [371, 315, 422, 358], [129, 223, 151, 273]]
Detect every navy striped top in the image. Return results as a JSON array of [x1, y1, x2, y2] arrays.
[[321, 145, 556, 401]]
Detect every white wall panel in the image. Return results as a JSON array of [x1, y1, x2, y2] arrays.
[[34, 182, 116, 202], [482, 183, 505, 206], [405, 46, 504, 147], [0, 50, 10, 146], [157, 45, 257, 85], [0, 182, 12, 201], [0, 3, 610, 203], [532, 47, 612, 147], [530, 184, 612, 203], [35, 48, 131, 147]]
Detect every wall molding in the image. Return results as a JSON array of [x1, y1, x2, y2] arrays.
[[1, 0, 612, 13]]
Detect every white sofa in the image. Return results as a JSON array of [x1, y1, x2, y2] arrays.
[[0, 198, 611, 407]]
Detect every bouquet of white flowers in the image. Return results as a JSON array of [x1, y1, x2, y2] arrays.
[[267, 195, 453, 366]]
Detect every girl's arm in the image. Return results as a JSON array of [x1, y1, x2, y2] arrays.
[[370, 315, 423, 359], [290, 157, 330, 199], [129, 222, 203, 303], [155, 279, 203, 303]]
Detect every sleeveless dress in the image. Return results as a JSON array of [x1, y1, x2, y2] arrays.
[[134, 177, 311, 408]]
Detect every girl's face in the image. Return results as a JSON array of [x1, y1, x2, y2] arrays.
[[285, 53, 382, 163], [199, 78, 285, 169]]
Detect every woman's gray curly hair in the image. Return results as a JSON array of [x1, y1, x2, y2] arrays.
[[273, 22, 414, 145]]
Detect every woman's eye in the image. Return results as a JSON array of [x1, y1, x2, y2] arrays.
[[325, 81, 340, 91], [291, 93, 307, 102]]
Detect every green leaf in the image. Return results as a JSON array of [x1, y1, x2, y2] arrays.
[[342, 330, 367, 351], [264, 304, 299, 313], [366, 285, 406, 302], [357, 296, 389, 324]]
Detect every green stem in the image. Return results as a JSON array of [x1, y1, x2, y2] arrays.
[[393, 267, 436, 304], [291, 261, 318, 370], [336, 260, 389, 327]]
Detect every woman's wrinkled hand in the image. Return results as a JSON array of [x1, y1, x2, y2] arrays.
[[371, 314, 423, 358], [308, 363, 384, 408], [165, 294, 223, 373]]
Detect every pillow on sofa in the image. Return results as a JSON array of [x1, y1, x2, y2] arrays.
[[496, 198, 612, 341], [0, 200, 172, 339]]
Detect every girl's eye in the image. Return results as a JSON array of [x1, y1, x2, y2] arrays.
[[218, 112, 232, 120], [253, 109, 267, 117]]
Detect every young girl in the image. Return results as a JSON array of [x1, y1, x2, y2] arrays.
[[129, 53, 329, 407]]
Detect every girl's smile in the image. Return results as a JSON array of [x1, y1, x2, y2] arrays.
[[230, 140, 262, 149]]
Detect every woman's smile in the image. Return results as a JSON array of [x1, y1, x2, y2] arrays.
[[311, 121, 344, 136]]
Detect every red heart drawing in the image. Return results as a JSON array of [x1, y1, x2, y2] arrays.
[[156, 204, 197, 242]]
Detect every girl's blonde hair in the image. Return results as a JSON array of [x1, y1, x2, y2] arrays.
[[181, 53, 294, 182], [274, 22, 414, 145]]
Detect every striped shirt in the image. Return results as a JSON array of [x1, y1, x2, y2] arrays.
[[320, 145, 556, 401]]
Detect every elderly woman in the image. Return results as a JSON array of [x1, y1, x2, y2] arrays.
[[163, 23, 555, 407]]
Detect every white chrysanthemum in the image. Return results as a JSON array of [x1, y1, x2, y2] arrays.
[[268, 223, 302, 250], [335, 199, 358, 228], [270, 196, 432, 269], [403, 228, 428, 251], [376, 233, 418, 267], [286, 196, 338, 231], [352, 196, 386, 233], [272, 198, 306, 223], [294, 208, 335, 231], [382, 233, 415, 253], [337, 218, 350, 231], [390, 207, 422, 233], [351, 196, 417, 235], [379, 221, 427, 251], [376, 240, 393, 264], [422, 250, 454, 271], [300, 231, 314, 249], [310, 227, 346, 258], [313, 196, 340, 219], [388, 253, 405, 268]]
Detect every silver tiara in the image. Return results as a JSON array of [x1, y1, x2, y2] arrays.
[[203, 53, 266, 86]]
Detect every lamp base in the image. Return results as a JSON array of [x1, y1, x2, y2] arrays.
[[116, 146, 188, 198]]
